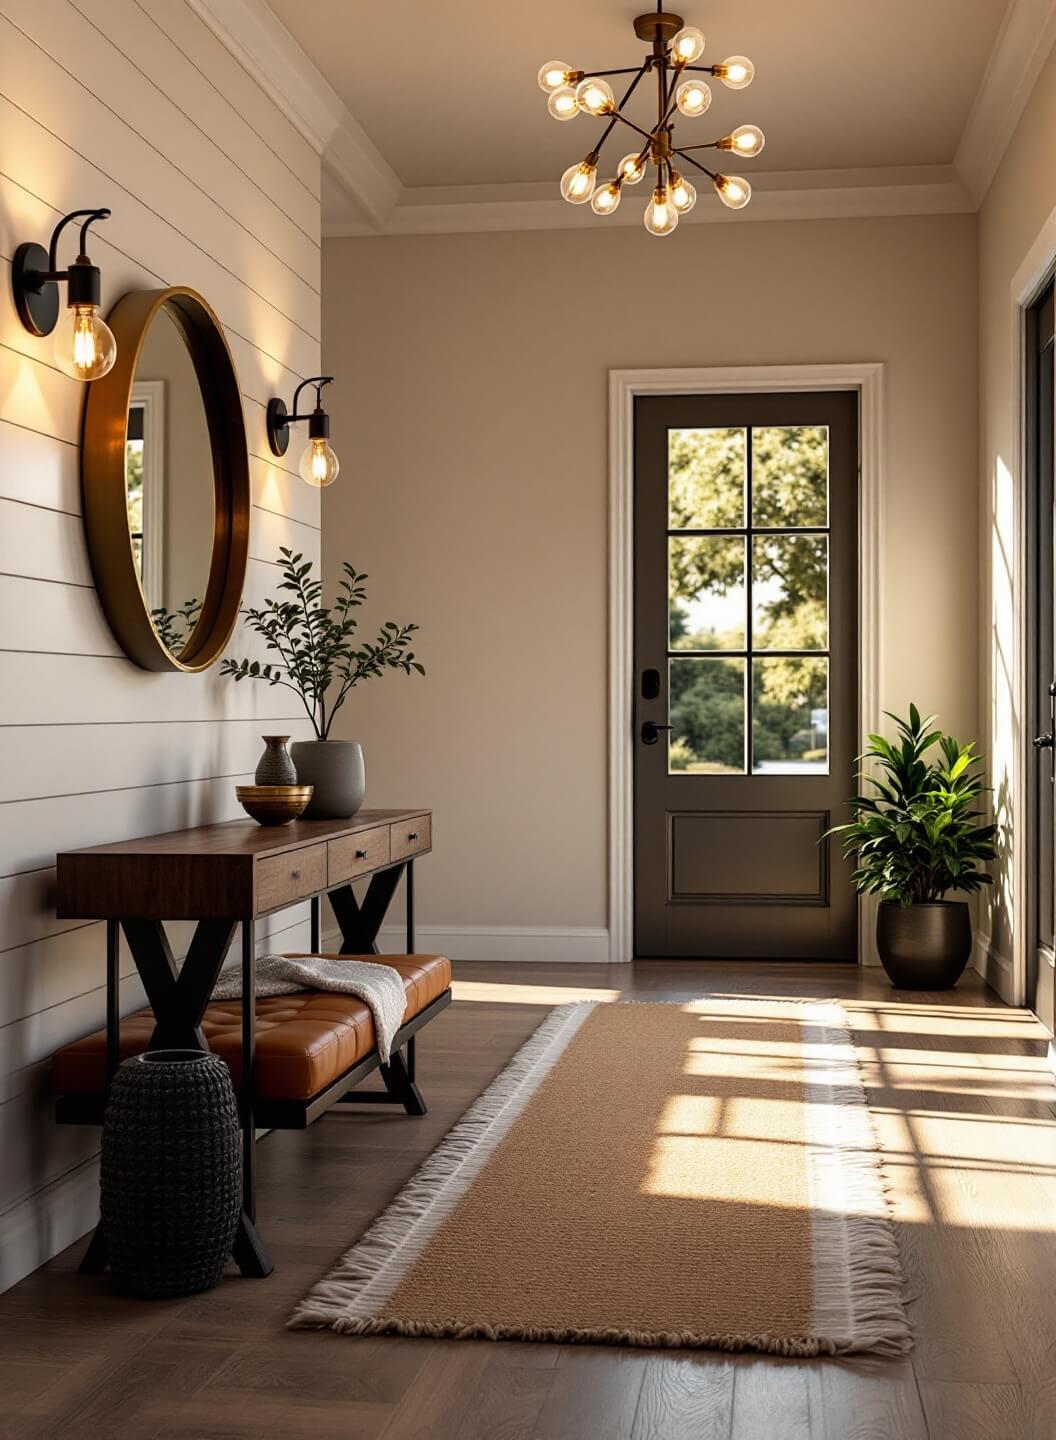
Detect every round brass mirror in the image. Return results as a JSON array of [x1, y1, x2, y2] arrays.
[[82, 286, 250, 672]]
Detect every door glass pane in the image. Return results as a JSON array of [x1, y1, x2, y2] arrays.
[[669, 536, 745, 651], [752, 657, 828, 773], [668, 427, 746, 529], [669, 656, 746, 774], [752, 535, 828, 651], [751, 425, 828, 528]]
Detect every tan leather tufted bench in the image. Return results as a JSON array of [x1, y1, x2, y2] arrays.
[[54, 953, 452, 1128]]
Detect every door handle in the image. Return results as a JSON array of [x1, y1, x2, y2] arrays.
[[1034, 734, 1054, 749], [640, 721, 673, 746]]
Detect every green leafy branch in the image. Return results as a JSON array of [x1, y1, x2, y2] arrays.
[[220, 548, 424, 739], [152, 597, 202, 653]]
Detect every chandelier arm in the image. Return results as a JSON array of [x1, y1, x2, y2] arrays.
[[594, 65, 650, 155], [608, 110, 657, 147], [676, 142, 722, 153], [583, 66, 649, 76], [671, 147, 718, 180]]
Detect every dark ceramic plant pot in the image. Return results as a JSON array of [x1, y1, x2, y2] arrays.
[[290, 739, 365, 818], [876, 901, 973, 990]]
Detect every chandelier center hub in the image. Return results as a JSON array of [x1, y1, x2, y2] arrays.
[[632, 12, 685, 44]]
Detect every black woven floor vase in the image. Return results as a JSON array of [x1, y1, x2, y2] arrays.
[[101, 1049, 241, 1298]]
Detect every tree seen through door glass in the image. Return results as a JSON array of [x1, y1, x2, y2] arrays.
[[669, 536, 746, 650], [668, 427, 746, 528], [751, 534, 828, 650], [666, 422, 831, 775], [752, 657, 828, 772], [669, 656, 746, 773], [751, 426, 829, 527]]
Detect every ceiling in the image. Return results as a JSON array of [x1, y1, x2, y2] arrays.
[[267, 0, 1006, 186], [192, 0, 1056, 232]]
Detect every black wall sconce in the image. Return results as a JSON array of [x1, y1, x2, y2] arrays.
[[12, 208, 117, 381], [267, 375, 340, 488]]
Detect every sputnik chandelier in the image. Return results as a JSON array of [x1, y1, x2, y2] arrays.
[[538, 3, 762, 235]]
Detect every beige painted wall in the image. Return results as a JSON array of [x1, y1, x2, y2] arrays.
[[322, 215, 978, 948], [978, 41, 1056, 1012], [0, 0, 321, 1289]]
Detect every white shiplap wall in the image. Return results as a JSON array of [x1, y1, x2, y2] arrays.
[[0, 0, 321, 1290]]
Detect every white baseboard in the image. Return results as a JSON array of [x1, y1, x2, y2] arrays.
[[972, 930, 1015, 1005], [323, 923, 613, 965], [0, 1156, 100, 1293]]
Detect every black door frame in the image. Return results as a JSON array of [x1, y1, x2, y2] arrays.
[[1025, 273, 1055, 1028], [608, 365, 884, 965]]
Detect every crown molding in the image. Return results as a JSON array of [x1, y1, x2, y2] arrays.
[[322, 167, 973, 238], [186, 0, 401, 229], [955, 0, 1056, 205]]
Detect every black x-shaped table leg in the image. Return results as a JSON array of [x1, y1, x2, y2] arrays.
[[327, 863, 406, 954], [122, 917, 236, 1049], [80, 916, 272, 1280]]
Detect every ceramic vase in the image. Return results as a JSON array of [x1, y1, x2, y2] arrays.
[[254, 735, 296, 786]]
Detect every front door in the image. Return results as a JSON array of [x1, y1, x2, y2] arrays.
[[1028, 278, 1055, 1035], [633, 391, 859, 958]]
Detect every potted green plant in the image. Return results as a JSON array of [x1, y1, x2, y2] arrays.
[[221, 549, 424, 818], [828, 705, 996, 989]]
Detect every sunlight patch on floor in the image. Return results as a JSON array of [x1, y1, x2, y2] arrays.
[[449, 979, 622, 1005]]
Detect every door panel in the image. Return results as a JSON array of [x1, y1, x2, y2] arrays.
[[633, 391, 858, 959]]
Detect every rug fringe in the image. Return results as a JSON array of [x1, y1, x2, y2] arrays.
[[803, 1001, 913, 1356], [289, 1000, 596, 1330]]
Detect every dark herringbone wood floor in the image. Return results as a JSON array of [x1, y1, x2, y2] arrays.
[[2, 960, 1055, 1439]]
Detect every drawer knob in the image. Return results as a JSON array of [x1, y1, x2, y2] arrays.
[[355, 849, 368, 859], [290, 869, 300, 880], [408, 832, 418, 841]]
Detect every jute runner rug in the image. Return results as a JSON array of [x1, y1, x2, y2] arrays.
[[291, 999, 911, 1356]]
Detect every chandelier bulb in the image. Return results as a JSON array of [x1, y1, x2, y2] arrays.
[[716, 56, 755, 90], [669, 171, 698, 214], [713, 173, 752, 210], [617, 151, 648, 185], [722, 124, 765, 157], [590, 180, 623, 216], [560, 158, 598, 204], [538, 61, 575, 93], [644, 185, 679, 236], [676, 79, 712, 118], [670, 26, 705, 66], [574, 76, 616, 116], [547, 86, 580, 121]]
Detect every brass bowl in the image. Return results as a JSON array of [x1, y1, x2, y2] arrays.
[[235, 785, 314, 827]]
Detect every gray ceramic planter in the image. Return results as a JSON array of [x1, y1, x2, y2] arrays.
[[876, 900, 973, 990], [289, 739, 365, 819]]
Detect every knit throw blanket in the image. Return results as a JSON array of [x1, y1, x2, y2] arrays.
[[211, 954, 408, 1065]]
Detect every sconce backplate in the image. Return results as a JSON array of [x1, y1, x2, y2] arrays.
[[13, 242, 60, 337]]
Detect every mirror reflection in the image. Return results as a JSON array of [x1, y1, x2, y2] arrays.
[[124, 302, 215, 658]]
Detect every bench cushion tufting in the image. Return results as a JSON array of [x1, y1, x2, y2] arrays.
[[53, 954, 451, 1102]]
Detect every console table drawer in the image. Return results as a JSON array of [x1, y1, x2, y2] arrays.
[[256, 844, 326, 912], [390, 815, 431, 862], [327, 826, 390, 885]]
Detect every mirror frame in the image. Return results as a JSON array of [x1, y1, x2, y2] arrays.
[[82, 286, 251, 672]]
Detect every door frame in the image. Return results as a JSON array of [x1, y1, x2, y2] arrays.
[[1006, 204, 1056, 1012], [608, 363, 885, 966]]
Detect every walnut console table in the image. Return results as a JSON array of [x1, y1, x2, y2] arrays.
[[55, 807, 436, 1279]]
